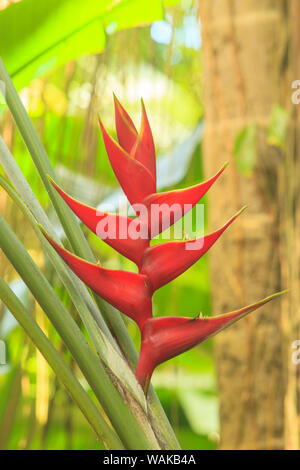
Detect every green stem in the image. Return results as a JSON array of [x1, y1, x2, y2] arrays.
[[0, 136, 112, 342], [0, 57, 180, 449], [0, 56, 130, 346], [0, 174, 114, 344], [0, 175, 147, 412], [0, 277, 124, 450], [0, 139, 180, 450], [0, 215, 157, 449]]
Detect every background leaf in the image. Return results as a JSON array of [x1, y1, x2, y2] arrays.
[[233, 124, 257, 177], [267, 104, 287, 150], [0, 0, 163, 89]]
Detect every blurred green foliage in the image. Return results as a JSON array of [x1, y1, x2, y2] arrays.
[[267, 104, 287, 150], [0, 0, 163, 89], [233, 124, 257, 178]]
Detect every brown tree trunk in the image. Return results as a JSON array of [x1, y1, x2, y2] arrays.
[[198, 0, 299, 449]]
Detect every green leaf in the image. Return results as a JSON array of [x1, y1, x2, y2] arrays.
[[0, 214, 156, 450], [163, 0, 182, 6], [104, 0, 163, 33], [0, 174, 147, 412], [0, 277, 124, 450], [0, 57, 136, 365], [0, 136, 113, 343], [0, 62, 180, 450], [0, 80, 5, 105], [178, 391, 219, 436], [0, 0, 163, 89], [267, 104, 287, 150], [233, 124, 257, 177]]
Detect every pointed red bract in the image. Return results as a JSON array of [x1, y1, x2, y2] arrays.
[[49, 177, 148, 266], [131, 100, 156, 186], [140, 208, 245, 291], [143, 164, 228, 237], [41, 230, 153, 330], [99, 118, 156, 207], [113, 94, 137, 153], [136, 292, 284, 391]]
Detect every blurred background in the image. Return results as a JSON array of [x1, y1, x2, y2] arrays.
[[0, 0, 299, 450]]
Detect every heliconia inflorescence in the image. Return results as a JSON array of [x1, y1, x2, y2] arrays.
[[41, 95, 284, 393]]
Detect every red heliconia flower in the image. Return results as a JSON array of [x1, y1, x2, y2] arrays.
[[135, 292, 283, 393], [41, 96, 284, 394]]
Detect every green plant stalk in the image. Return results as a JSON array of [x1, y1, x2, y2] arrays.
[[0, 366, 21, 449], [0, 175, 147, 412], [0, 59, 180, 449], [0, 215, 159, 450], [0, 277, 124, 450], [0, 177, 116, 355], [0, 57, 132, 349], [0, 137, 115, 343], [0, 56, 150, 389], [0, 175, 111, 350], [0, 140, 180, 451]]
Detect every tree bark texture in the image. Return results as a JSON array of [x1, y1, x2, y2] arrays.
[[198, 0, 299, 449]]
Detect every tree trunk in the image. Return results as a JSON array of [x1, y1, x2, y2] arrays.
[[198, 0, 299, 449]]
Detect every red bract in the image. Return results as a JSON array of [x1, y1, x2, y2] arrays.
[[136, 292, 283, 392], [41, 96, 284, 394], [41, 228, 152, 330], [99, 118, 156, 207], [131, 99, 156, 183], [143, 163, 228, 237], [113, 94, 137, 153]]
